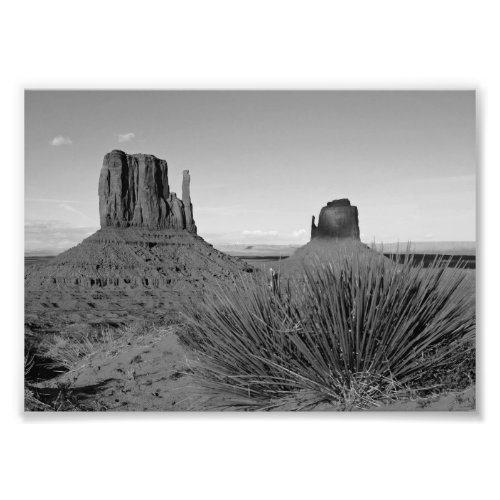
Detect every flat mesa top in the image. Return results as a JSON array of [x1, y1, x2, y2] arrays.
[[326, 199, 352, 208], [108, 150, 161, 159]]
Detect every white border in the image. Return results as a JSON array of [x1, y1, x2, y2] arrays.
[[3, 1, 499, 499]]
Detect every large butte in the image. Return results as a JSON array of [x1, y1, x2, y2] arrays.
[[25, 150, 249, 291]]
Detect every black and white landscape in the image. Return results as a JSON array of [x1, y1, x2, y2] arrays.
[[24, 90, 476, 411]]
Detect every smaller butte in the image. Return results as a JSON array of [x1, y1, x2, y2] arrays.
[[280, 198, 367, 276], [311, 198, 360, 241]]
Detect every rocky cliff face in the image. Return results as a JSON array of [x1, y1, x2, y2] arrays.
[[25, 150, 251, 332], [98, 150, 196, 232], [311, 198, 360, 240]]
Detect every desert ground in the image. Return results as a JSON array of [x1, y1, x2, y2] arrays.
[[25, 245, 476, 412]]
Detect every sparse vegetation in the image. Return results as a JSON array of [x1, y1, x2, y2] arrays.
[[180, 252, 475, 410], [24, 321, 163, 411]]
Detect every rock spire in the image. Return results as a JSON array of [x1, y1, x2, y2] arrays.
[[182, 170, 197, 233]]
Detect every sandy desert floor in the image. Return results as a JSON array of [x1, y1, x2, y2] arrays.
[[25, 251, 476, 412], [29, 327, 197, 411], [26, 323, 475, 412]]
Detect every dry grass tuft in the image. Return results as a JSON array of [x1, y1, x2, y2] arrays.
[[180, 250, 475, 411], [24, 321, 171, 411]]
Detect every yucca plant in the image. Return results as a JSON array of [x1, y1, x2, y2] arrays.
[[180, 251, 475, 410]]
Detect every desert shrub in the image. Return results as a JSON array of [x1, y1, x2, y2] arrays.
[[180, 252, 475, 410]]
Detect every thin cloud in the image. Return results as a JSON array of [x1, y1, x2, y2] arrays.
[[24, 220, 97, 254], [59, 203, 87, 218], [242, 230, 278, 236], [292, 229, 306, 238], [50, 136, 72, 146], [429, 174, 475, 183], [26, 197, 93, 205], [394, 174, 475, 186], [202, 230, 305, 246], [197, 206, 268, 215], [117, 132, 135, 143]]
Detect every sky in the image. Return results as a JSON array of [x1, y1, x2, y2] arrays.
[[25, 90, 476, 254]]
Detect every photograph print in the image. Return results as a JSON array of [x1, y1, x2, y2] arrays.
[[24, 90, 476, 412]]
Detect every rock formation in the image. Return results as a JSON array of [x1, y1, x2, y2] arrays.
[[28, 150, 248, 293], [25, 227, 248, 290], [182, 170, 197, 233], [25, 150, 251, 333], [98, 150, 196, 232], [279, 198, 366, 276], [310, 198, 360, 240]]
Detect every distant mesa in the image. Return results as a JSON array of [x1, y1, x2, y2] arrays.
[[311, 198, 360, 240], [279, 197, 366, 275], [99, 150, 197, 232]]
